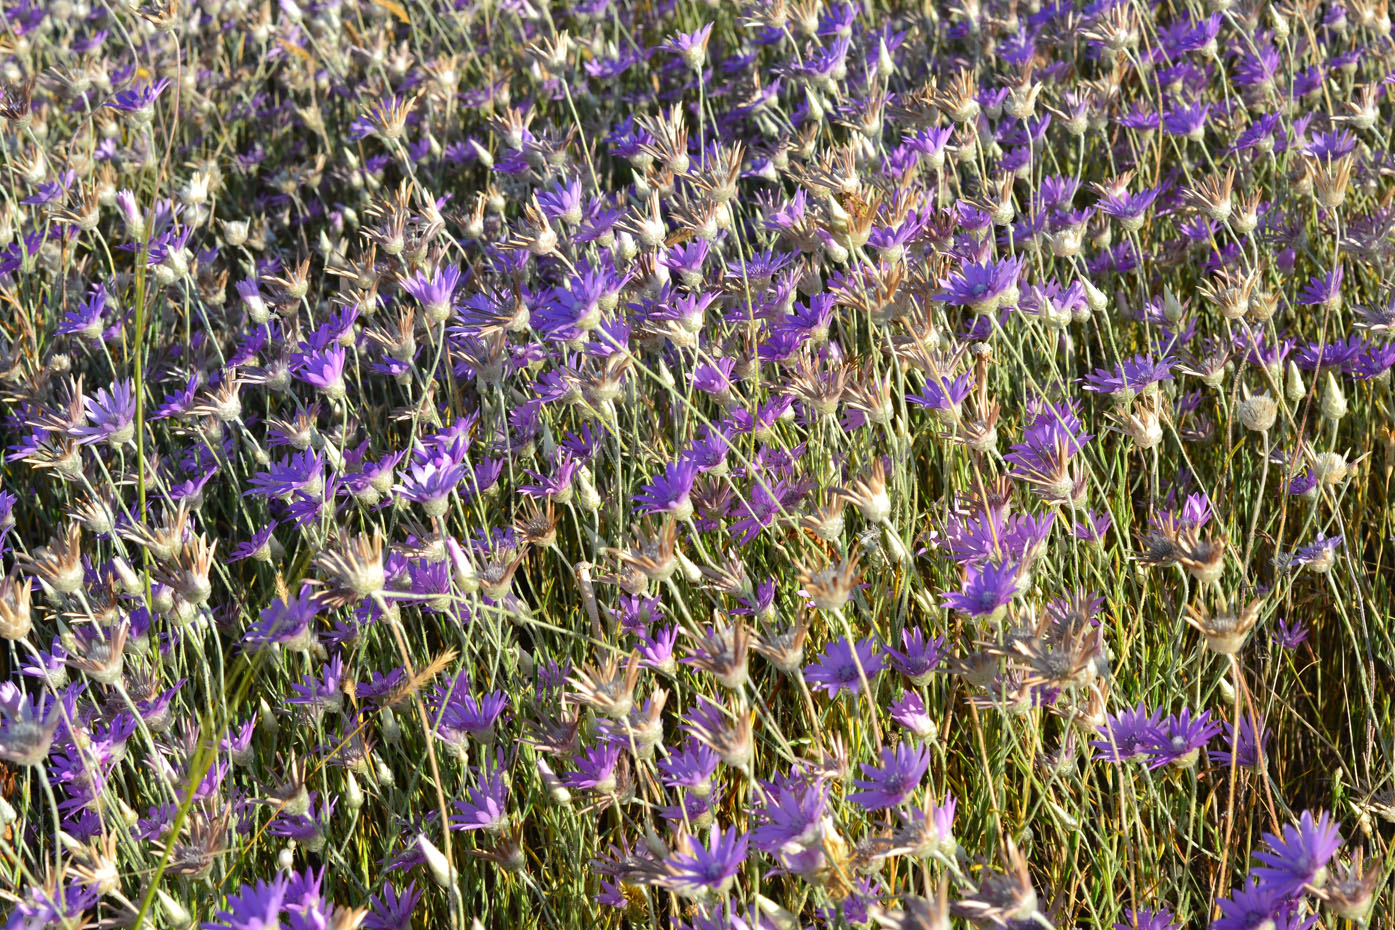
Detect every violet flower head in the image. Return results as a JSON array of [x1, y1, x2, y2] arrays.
[[71, 380, 136, 447], [1092, 702, 1164, 763], [202, 875, 288, 930], [941, 560, 1023, 619], [289, 343, 347, 401], [889, 691, 936, 738], [658, 740, 720, 793], [1114, 908, 1179, 930], [849, 742, 931, 810], [396, 454, 465, 519], [0, 682, 61, 767], [107, 78, 170, 122], [1145, 708, 1222, 770], [1210, 879, 1294, 930], [635, 458, 699, 521], [935, 255, 1023, 313], [664, 22, 714, 71], [402, 264, 462, 324], [364, 882, 421, 930], [664, 824, 748, 896], [884, 628, 945, 685], [434, 677, 509, 747], [1083, 353, 1175, 396], [1273, 618, 1308, 650], [1252, 810, 1343, 899], [452, 764, 510, 833], [243, 584, 322, 653], [751, 777, 827, 855], [908, 372, 974, 416], [1208, 715, 1268, 769], [803, 636, 885, 697]]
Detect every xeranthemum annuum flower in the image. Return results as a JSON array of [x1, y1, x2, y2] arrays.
[[3, 0, 1395, 926]]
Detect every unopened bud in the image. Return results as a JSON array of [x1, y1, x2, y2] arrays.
[[417, 834, 458, 888], [344, 772, 363, 812], [157, 891, 192, 929], [1320, 373, 1347, 422], [1285, 362, 1307, 406]]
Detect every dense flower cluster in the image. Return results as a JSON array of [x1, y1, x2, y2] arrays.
[[0, 0, 1391, 927]]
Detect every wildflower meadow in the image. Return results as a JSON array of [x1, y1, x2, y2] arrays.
[[0, 0, 1393, 927]]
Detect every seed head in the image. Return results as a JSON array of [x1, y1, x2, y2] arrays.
[[1186, 597, 1261, 654], [1237, 390, 1278, 433], [314, 531, 387, 605], [18, 523, 85, 596], [0, 572, 32, 641]]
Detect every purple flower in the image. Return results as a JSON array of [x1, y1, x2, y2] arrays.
[[1115, 907, 1179, 930], [849, 743, 930, 810], [562, 742, 622, 793], [1291, 534, 1342, 572], [1083, 354, 1175, 395], [1097, 187, 1161, 230], [58, 287, 111, 341], [203, 875, 288, 930], [664, 22, 713, 70], [227, 523, 279, 563], [244, 584, 322, 652], [1072, 510, 1113, 543], [1005, 399, 1093, 504], [1252, 810, 1342, 899], [803, 636, 885, 697], [396, 454, 465, 518], [659, 740, 720, 793], [751, 777, 827, 854], [8, 881, 100, 930], [889, 691, 936, 738], [1163, 101, 1211, 139], [1273, 618, 1308, 649], [70, 380, 136, 446], [1212, 879, 1286, 930], [635, 458, 698, 521], [941, 560, 1023, 619], [1092, 703, 1164, 762], [637, 625, 679, 672], [107, 78, 170, 119], [935, 256, 1023, 312], [402, 264, 462, 323], [0, 682, 61, 767], [290, 344, 347, 401], [433, 674, 509, 747], [452, 762, 510, 833], [1208, 715, 1267, 769], [364, 882, 421, 930], [908, 372, 974, 415], [664, 825, 747, 895], [269, 793, 335, 846], [692, 358, 737, 399], [884, 628, 945, 685], [1145, 709, 1222, 769], [535, 178, 584, 225], [1297, 268, 1342, 310]]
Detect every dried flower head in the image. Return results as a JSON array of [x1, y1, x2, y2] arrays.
[[1186, 597, 1262, 655]]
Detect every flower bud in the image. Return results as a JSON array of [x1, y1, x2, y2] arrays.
[[576, 466, 602, 512], [344, 771, 364, 812], [157, 891, 192, 929], [418, 834, 458, 888], [1320, 373, 1347, 422], [1285, 362, 1307, 405], [445, 537, 479, 594]]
